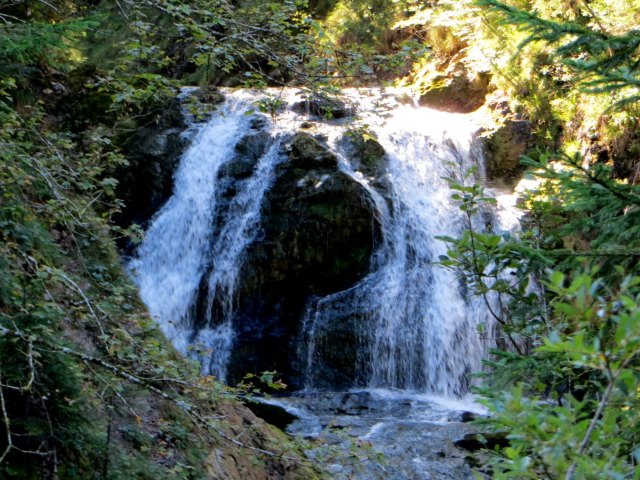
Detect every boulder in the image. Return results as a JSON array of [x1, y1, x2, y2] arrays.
[[343, 130, 386, 177], [222, 133, 381, 388], [419, 63, 490, 113], [219, 131, 271, 180], [292, 94, 353, 119], [184, 86, 225, 122], [190, 86, 224, 106], [243, 400, 300, 431], [483, 119, 533, 184]]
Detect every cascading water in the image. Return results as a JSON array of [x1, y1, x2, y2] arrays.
[[131, 88, 505, 395], [129, 92, 275, 380], [300, 100, 498, 396]]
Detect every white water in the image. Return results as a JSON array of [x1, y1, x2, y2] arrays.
[[300, 93, 501, 396], [132, 88, 508, 394], [129, 93, 259, 378]]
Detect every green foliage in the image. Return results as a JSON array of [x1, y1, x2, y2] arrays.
[[477, 0, 640, 108], [238, 371, 288, 395], [443, 159, 640, 476], [254, 93, 287, 119], [0, 18, 96, 77], [439, 167, 551, 353], [0, 1, 342, 477], [437, 4, 640, 461], [479, 272, 640, 479], [520, 152, 640, 257], [441, 104, 640, 480], [0, 106, 118, 477]]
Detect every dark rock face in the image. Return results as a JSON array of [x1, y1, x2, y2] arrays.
[[219, 131, 271, 180], [221, 133, 381, 388], [305, 305, 368, 390], [454, 431, 509, 452], [292, 94, 353, 119], [115, 102, 186, 228], [243, 400, 300, 431], [483, 119, 533, 185]]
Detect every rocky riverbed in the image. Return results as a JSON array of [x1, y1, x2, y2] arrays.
[[256, 390, 488, 480]]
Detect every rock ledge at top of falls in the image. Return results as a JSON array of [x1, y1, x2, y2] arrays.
[[291, 93, 354, 119], [218, 132, 382, 389]]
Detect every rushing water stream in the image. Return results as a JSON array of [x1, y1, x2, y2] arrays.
[[131, 88, 516, 478]]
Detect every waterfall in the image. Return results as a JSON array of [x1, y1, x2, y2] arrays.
[[131, 88, 505, 395], [129, 94, 257, 377], [301, 102, 497, 396]]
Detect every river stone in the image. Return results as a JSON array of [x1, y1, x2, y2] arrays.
[[223, 132, 381, 389]]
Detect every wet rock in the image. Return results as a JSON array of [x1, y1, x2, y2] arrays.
[[337, 391, 404, 415], [305, 309, 367, 390], [222, 133, 381, 388], [454, 431, 509, 452], [244, 400, 299, 431], [283, 392, 480, 480], [113, 87, 226, 242], [219, 131, 271, 179], [181, 86, 225, 123], [288, 132, 339, 168], [337, 391, 374, 414], [483, 119, 533, 184], [461, 411, 477, 423], [190, 86, 224, 106], [327, 416, 367, 431], [292, 94, 353, 119], [114, 99, 188, 232], [419, 63, 490, 113], [344, 130, 386, 178], [250, 116, 268, 130]]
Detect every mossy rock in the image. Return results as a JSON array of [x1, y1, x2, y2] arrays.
[[483, 119, 533, 184], [190, 86, 224, 105], [419, 63, 490, 113], [292, 93, 353, 119], [344, 130, 386, 177], [288, 132, 339, 168], [202, 132, 381, 389]]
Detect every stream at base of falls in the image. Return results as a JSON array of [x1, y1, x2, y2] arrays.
[[260, 389, 485, 480]]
